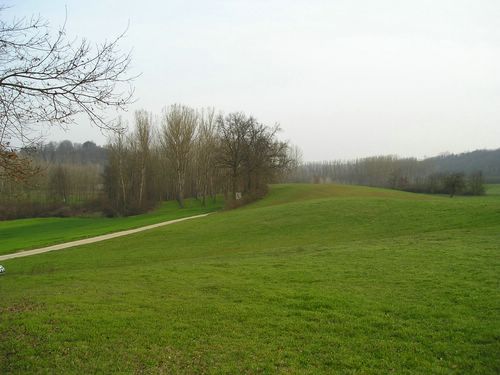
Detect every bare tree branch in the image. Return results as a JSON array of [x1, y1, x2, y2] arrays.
[[0, 6, 136, 180]]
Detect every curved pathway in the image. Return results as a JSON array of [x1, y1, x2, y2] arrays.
[[0, 213, 210, 261]]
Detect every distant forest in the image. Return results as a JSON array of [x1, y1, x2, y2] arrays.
[[426, 149, 500, 182], [289, 148, 500, 194], [34, 140, 108, 165], [30, 145, 499, 183]]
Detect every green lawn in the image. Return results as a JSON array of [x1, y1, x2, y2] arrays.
[[0, 184, 499, 373], [0, 198, 222, 255]]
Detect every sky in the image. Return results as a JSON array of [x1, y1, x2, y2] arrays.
[[4, 0, 500, 161]]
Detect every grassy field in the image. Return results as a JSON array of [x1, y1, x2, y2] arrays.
[[486, 184, 500, 195], [0, 184, 499, 373], [0, 198, 222, 255]]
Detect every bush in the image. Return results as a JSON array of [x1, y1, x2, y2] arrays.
[[224, 186, 268, 210], [0, 199, 103, 220], [401, 171, 484, 197]]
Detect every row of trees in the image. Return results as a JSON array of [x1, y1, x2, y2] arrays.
[[290, 156, 429, 187], [104, 106, 292, 215], [0, 105, 294, 219], [0, 160, 102, 219], [405, 172, 485, 197], [289, 155, 486, 196], [1, 142, 106, 208], [35, 141, 107, 165]]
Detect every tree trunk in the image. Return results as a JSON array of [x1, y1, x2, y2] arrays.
[[119, 162, 126, 208], [232, 173, 237, 200], [177, 167, 184, 208], [139, 165, 145, 207]]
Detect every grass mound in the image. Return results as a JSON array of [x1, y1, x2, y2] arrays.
[[1, 184, 499, 373]]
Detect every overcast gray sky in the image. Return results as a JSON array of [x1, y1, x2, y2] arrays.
[[5, 0, 500, 160]]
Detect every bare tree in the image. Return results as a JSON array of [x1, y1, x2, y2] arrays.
[[286, 144, 303, 178], [160, 104, 197, 208], [467, 171, 485, 196], [216, 113, 289, 200], [444, 172, 465, 197], [134, 110, 153, 207], [0, 7, 135, 180], [48, 164, 70, 203], [216, 112, 252, 200], [105, 120, 129, 212], [195, 107, 218, 206], [242, 123, 289, 194]]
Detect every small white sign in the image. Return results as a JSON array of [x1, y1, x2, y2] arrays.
[[235, 192, 242, 200]]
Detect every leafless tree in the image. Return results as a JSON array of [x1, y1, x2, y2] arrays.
[[195, 107, 218, 205], [467, 171, 485, 196], [134, 110, 153, 207], [106, 120, 129, 211], [216, 112, 290, 200], [0, 7, 135, 180], [216, 112, 252, 199], [48, 164, 70, 203], [243, 123, 289, 193], [160, 104, 197, 208]]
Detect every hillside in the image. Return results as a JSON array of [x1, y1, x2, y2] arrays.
[[428, 148, 500, 182], [1, 184, 499, 373]]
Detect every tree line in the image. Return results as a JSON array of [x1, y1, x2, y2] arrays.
[[0, 105, 294, 219], [289, 155, 487, 196], [35, 141, 108, 165]]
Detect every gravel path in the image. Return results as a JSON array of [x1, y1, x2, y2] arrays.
[[0, 213, 210, 261]]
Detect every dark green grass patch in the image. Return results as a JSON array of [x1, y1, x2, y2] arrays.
[[0, 184, 499, 373]]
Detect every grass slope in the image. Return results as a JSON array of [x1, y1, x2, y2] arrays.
[[0, 198, 222, 255], [1, 184, 499, 374]]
